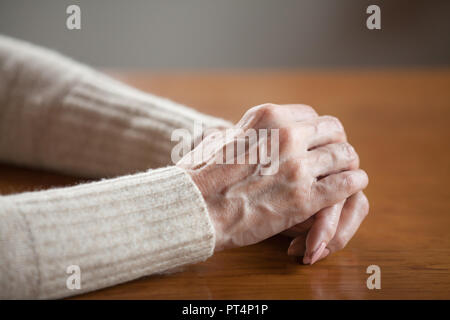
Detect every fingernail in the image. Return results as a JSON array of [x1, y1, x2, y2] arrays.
[[310, 242, 327, 265]]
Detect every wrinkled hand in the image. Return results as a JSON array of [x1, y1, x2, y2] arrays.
[[178, 104, 368, 253]]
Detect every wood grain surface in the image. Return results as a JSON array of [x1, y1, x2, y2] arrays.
[[1, 69, 449, 299]]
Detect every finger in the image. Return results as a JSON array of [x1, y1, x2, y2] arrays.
[[287, 233, 307, 256], [311, 169, 369, 212], [238, 103, 318, 129], [303, 116, 347, 150], [282, 216, 314, 238], [303, 201, 345, 265], [286, 202, 343, 259], [316, 247, 331, 262], [281, 104, 318, 121], [326, 191, 370, 254], [286, 233, 331, 262], [287, 192, 370, 262], [308, 142, 359, 178]]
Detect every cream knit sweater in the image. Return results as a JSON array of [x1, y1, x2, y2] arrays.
[[0, 35, 232, 299]]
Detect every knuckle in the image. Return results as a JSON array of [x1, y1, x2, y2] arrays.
[[247, 103, 273, 116], [260, 103, 278, 110], [351, 154, 360, 169], [342, 173, 357, 191], [323, 115, 344, 131], [341, 142, 358, 161], [300, 104, 318, 116], [243, 104, 279, 129], [318, 147, 333, 163], [247, 105, 265, 119], [259, 103, 279, 120]]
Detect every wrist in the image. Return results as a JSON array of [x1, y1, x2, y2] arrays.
[[185, 167, 229, 252]]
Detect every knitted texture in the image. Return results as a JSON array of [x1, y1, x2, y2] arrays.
[[0, 166, 215, 299], [0, 35, 232, 177], [0, 35, 231, 298]]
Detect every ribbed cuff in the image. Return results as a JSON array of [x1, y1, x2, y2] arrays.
[[0, 166, 215, 299]]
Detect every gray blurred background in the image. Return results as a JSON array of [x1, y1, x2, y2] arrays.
[[1, 0, 449, 70]]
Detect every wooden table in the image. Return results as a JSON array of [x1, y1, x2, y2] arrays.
[[1, 69, 449, 299]]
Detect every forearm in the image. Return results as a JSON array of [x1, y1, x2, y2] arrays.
[[0, 35, 231, 178], [0, 166, 215, 299]]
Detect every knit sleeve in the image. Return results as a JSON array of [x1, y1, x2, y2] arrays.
[[0, 35, 232, 178], [0, 166, 215, 299]]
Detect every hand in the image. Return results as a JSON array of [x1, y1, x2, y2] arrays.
[[285, 191, 369, 264], [178, 103, 368, 251], [241, 103, 368, 264]]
